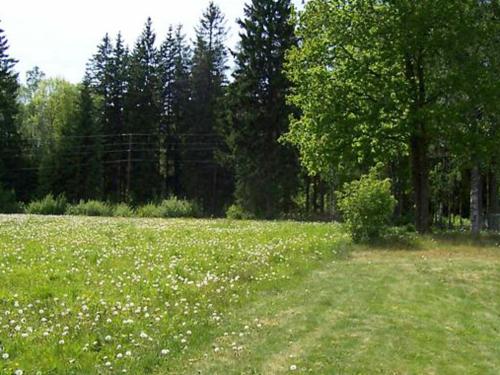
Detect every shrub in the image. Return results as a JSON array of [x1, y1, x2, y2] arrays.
[[157, 197, 198, 218], [336, 166, 397, 243], [0, 186, 21, 213], [136, 198, 197, 219], [226, 204, 255, 220], [26, 194, 68, 215], [113, 203, 135, 217], [136, 203, 161, 218], [66, 200, 113, 217]]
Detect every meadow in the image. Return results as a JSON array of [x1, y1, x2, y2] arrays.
[[0, 215, 499, 374]]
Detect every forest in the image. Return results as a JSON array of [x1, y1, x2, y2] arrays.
[[0, 0, 499, 236]]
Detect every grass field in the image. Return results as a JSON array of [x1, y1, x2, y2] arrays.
[[0, 215, 499, 374]]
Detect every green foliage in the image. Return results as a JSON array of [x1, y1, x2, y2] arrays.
[[66, 200, 113, 217], [136, 203, 160, 218], [0, 185, 20, 213], [113, 203, 135, 217], [226, 204, 255, 220], [25, 194, 68, 215], [156, 197, 198, 218], [136, 198, 198, 218], [337, 167, 397, 242]]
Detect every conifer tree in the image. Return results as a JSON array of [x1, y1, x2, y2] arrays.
[[86, 33, 129, 201], [0, 24, 28, 199], [228, 0, 299, 218], [158, 25, 191, 197], [69, 79, 103, 200], [185, 2, 231, 215], [125, 18, 161, 202]]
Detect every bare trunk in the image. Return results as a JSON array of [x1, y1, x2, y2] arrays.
[[488, 169, 498, 230], [470, 165, 482, 236], [410, 133, 430, 233]]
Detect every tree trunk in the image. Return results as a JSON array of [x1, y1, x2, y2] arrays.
[[488, 169, 498, 231], [410, 133, 430, 233], [470, 165, 482, 236]]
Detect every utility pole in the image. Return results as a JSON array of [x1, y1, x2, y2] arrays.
[[126, 133, 133, 201]]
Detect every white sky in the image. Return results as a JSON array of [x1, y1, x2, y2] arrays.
[[1, 0, 303, 83]]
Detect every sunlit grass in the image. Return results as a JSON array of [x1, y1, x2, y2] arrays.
[[0, 215, 347, 374], [0, 215, 499, 374]]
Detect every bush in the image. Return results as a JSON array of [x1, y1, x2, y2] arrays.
[[336, 166, 397, 242], [226, 204, 255, 220], [0, 186, 21, 213], [157, 197, 198, 218], [66, 200, 113, 217], [136, 203, 161, 218], [113, 203, 135, 217], [26, 194, 68, 215], [136, 198, 198, 218]]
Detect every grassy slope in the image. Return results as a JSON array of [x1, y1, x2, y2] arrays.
[[0, 216, 499, 374]]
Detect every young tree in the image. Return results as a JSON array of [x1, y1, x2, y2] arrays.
[[228, 0, 299, 218]]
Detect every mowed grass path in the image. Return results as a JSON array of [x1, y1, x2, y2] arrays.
[[179, 240, 500, 375], [1, 216, 499, 374]]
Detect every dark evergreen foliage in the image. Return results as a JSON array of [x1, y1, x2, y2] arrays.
[[0, 23, 26, 198], [183, 2, 233, 215], [227, 0, 299, 218]]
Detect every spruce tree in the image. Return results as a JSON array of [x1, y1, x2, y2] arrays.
[[70, 79, 103, 200], [106, 33, 129, 201], [158, 25, 191, 197], [125, 18, 161, 202], [185, 2, 231, 215], [0, 24, 26, 198], [228, 0, 299, 218]]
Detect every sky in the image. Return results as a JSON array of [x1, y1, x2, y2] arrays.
[[1, 0, 303, 84]]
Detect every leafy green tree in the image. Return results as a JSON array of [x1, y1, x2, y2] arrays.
[[285, 0, 497, 232], [228, 0, 299, 218], [28, 79, 80, 196]]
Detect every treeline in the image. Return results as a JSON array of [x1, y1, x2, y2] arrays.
[[0, 0, 499, 233], [0, 1, 301, 218]]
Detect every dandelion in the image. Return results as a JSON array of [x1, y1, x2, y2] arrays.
[[2, 353, 9, 360]]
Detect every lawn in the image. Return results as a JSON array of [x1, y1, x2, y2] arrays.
[[0, 216, 499, 374]]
